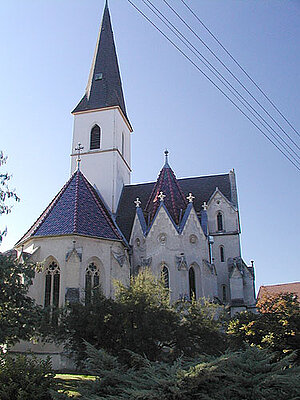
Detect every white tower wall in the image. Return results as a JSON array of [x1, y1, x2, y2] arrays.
[[71, 107, 132, 212]]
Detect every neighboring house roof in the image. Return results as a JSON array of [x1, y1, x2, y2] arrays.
[[144, 154, 187, 225], [257, 282, 300, 301], [17, 169, 123, 244], [116, 172, 232, 241], [72, 3, 128, 121]]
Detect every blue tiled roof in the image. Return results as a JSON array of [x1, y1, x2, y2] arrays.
[[18, 170, 122, 243]]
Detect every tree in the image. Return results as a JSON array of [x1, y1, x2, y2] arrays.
[[0, 255, 43, 347], [0, 151, 19, 242], [114, 268, 178, 361], [227, 292, 300, 358], [174, 297, 227, 357]]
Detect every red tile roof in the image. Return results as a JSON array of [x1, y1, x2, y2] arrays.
[[144, 159, 187, 225], [257, 282, 300, 301]]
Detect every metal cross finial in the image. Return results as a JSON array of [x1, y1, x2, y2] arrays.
[[158, 191, 166, 202], [134, 197, 141, 208], [187, 192, 195, 203], [75, 142, 84, 170], [164, 149, 169, 165], [202, 201, 208, 211]]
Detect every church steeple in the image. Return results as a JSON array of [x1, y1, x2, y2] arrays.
[[72, 2, 127, 120]]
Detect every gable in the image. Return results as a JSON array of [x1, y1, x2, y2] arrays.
[[116, 173, 232, 241]]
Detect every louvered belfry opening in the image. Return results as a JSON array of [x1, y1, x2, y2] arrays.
[[90, 125, 101, 150]]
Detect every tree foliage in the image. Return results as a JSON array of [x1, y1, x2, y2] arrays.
[[56, 269, 226, 365], [228, 292, 300, 358], [0, 255, 43, 347], [73, 344, 300, 400], [0, 151, 19, 242], [0, 353, 55, 400]]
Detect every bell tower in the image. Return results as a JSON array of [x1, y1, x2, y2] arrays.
[[70, 2, 132, 213]]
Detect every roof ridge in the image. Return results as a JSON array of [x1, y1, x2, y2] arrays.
[[16, 172, 77, 245], [81, 173, 122, 240], [73, 170, 80, 233]]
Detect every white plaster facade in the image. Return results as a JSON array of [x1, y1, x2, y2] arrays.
[[71, 106, 132, 213]]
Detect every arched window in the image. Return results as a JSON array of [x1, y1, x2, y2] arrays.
[[217, 212, 223, 231], [90, 125, 101, 150], [161, 265, 169, 289], [220, 246, 225, 262], [121, 132, 125, 156], [85, 262, 100, 304], [189, 266, 196, 300], [44, 261, 60, 308], [222, 285, 227, 303]]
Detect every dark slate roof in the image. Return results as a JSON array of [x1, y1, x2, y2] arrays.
[[145, 157, 187, 225], [72, 3, 128, 120], [17, 169, 122, 244], [116, 173, 232, 241]]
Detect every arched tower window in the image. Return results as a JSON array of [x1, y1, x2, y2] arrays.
[[121, 132, 125, 156], [189, 266, 196, 300], [85, 262, 100, 304], [220, 246, 225, 262], [90, 125, 101, 150], [44, 261, 60, 308], [217, 212, 223, 231], [161, 265, 169, 289]]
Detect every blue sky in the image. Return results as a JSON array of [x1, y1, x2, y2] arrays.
[[0, 0, 299, 291]]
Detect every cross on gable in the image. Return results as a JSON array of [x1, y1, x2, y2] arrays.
[[134, 197, 141, 208], [75, 142, 84, 169], [202, 201, 208, 211], [187, 192, 195, 203], [158, 191, 166, 202]]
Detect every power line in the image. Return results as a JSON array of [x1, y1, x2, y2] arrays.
[[126, 0, 300, 172], [179, 0, 300, 140], [162, 0, 300, 152], [141, 0, 300, 165]]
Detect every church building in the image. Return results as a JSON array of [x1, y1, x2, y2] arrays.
[[13, 2, 256, 368]]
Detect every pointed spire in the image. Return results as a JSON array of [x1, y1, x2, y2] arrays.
[[145, 152, 187, 224], [72, 2, 127, 119]]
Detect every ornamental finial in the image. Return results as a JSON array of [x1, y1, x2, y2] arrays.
[[134, 197, 141, 208], [202, 201, 208, 211], [75, 142, 84, 170], [187, 193, 195, 203], [158, 191, 166, 202], [164, 149, 169, 165]]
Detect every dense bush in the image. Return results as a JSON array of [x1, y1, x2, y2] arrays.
[[74, 344, 300, 400], [0, 353, 55, 400]]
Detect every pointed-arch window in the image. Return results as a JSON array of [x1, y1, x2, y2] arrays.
[[222, 284, 227, 303], [44, 261, 60, 308], [189, 266, 196, 300], [161, 265, 169, 289], [220, 246, 225, 262], [85, 262, 100, 304], [217, 212, 223, 231], [90, 125, 101, 150]]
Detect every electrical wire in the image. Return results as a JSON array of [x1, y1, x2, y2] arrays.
[[163, 0, 300, 151], [141, 0, 300, 165], [126, 0, 300, 172], [180, 0, 300, 140]]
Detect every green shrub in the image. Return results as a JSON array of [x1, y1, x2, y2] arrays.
[[0, 353, 55, 400]]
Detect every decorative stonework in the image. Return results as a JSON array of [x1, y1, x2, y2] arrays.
[[141, 257, 152, 267], [112, 250, 126, 267], [158, 233, 167, 245], [175, 254, 187, 270], [189, 234, 198, 244]]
